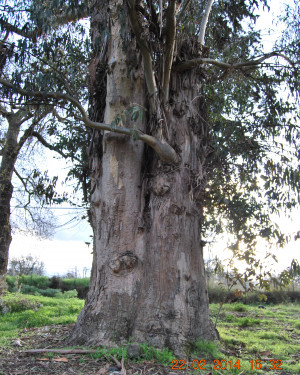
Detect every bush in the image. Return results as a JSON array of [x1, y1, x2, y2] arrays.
[[55, 289, 78, 299], [1, 294, 42, 313], [208, 287, 300, 304], [61, 278, 89, 299], [40, 288, 62, 297], [21, 285, 42, 295], [232, 303, 248, 312], [19, 275, 50, 289], [49, 277, 89, 299], [5, 276, 17, 292], [238, 317, 261, 327]]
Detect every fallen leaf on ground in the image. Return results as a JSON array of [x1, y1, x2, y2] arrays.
[[37, 358, 50, 361], [53, 357, 69, 362], [95, 363, 110, 375]]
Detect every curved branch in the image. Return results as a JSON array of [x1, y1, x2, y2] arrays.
[[0, 78, 180, 165], [174, 57, 231, 72], [174, 52, 296, 73]]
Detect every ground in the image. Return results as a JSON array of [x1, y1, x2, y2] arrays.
[[0, 324, 171, 375], [0, 301, 299, 375]]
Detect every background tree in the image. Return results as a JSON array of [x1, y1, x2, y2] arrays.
[[0, 0, 90, 292], [7, 254, 45, 276], [1, 0, 300, 354]]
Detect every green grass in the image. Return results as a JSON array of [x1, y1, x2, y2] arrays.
[[1, 295, 299, 374], [0, 293, 84, 346], [209, 302, 300, 374]]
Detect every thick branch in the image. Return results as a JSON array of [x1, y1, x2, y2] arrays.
[[0, 78, 179, 165], [162, 1, 177, 104], [199, 0, 214, 46], [0, 103, 11, 117], [126, 0, 158, 111], [174, 52, 296, 73], [0, 18, 41, 41]]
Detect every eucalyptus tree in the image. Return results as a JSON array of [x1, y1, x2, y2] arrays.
[[0, 0, 90, 292], [1, 0, 300, 353]]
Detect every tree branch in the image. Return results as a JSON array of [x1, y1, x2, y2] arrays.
[[24, 349, 98, 355], [16, 109, 50, 152], [0, 103, 11, 117], [174, 52, 296, 73], [0, 5, 89, 42], [177, 0, 193, 23], [31, 131, 79, 161], [199, 0, 215, 46], [126, 0, 158, 111], [0, 18, 41, 41], [162, 0, 178, 105], [0, 78, 179, 165]]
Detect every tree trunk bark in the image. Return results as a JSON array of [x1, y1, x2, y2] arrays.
[[0, 115, 20, 294], [70, 0, 217, 354]]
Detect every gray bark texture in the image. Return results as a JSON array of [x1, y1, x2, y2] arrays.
[[0, 115, 20, 293], [69, 0, 217, 354]]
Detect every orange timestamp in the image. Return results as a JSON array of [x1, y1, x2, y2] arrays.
[[171, 358, 283, 371]]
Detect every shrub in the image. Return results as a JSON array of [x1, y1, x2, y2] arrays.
[[1, 295, 42, 313], [5, 276, 17, 292], [19, 275, 50, 289], [232, 303, 248, 312], [238, 317, 261, 327], [39, 288, 62, 297], [55, 289, 78, 299], [225, 314, 237, 322], [61, 278, 89, 299], [21, 285, 42, 295]]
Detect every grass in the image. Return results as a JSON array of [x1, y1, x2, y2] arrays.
[[210, 302, 300, 374], [0, 293, 84, 346], [0, 294, 299, 374]]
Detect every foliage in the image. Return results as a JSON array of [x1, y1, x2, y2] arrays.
[[6, 275, 89, 298], [0, 0, 90, 242]]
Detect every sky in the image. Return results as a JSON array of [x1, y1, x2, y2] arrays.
[[7, 0, 300, 277]]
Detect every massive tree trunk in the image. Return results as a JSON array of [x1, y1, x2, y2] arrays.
[[70, 0, 216, 353]]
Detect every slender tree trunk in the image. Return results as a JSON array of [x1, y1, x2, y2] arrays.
[[70, 0, 217, 354], [0, 115, 20, 293]]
